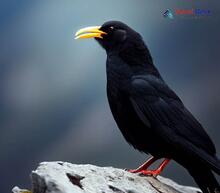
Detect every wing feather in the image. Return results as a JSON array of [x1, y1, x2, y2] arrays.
[[129, 75, 216, 156]]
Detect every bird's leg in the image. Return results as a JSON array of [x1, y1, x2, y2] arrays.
[[140, 159, 170, 177], [128, 156, 157, 173]]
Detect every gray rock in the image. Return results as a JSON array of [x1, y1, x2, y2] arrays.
[[12, 161, 201, 193]]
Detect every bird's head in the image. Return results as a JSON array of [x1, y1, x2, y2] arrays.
[[75, 21, 142, 52], [75, 21, 154, 68]]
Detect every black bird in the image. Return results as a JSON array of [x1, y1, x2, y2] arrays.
[[75, 21, 220, 193]]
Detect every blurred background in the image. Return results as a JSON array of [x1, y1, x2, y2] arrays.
[[0, 0, 220, 192]]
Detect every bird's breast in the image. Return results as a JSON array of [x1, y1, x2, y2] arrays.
[[106, 59, 167, 155]]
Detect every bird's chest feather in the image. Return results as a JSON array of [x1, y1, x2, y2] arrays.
[[106, 56, 167, 154], [106, 55, 134, 121], [106, 56, 152, 150]]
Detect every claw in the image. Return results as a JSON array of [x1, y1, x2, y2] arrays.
[[127, 169, 138, 173], [139, 159, 170, 177], [127, 156, 158, 173], [128, 158, 170, 178], [125, 168, 141, 173], [139, 169, 160, 177]]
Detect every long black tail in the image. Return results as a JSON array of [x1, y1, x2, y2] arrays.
[[204, 154, 220, 176], [188, 167, 220, 193], [196, 147, 220, 176]]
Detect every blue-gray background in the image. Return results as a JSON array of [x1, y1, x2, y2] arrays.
[[0, 0, 220, 192]]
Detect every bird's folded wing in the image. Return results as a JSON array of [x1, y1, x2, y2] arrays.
[[129, 75, 216, 158]]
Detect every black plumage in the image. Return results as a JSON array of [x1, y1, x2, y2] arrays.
[[76, 21, 220, 193]]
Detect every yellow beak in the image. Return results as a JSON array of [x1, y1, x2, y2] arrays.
[[75, 26, 107, 39]]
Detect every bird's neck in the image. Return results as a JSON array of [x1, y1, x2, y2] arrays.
[[107, 42, 161, 77]]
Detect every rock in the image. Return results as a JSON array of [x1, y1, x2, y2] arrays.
[[12, 161, 201, 193]]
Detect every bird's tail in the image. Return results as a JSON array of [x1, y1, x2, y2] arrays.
[[188, 167, 220, 193], [205, 155, 220, 176], [189, 143, 220, 175]]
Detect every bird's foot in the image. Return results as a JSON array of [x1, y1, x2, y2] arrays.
[[139, 169, 160, 177], [126, 158, 170, 178], [139, 159, 170, 177], [125, 156, 157, 173]]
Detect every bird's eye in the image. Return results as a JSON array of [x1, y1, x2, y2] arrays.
[[110, 26, 114, 30]]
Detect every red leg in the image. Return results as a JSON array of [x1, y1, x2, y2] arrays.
[[128, 156, 158, 173], [140, 159, 170, 177]]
